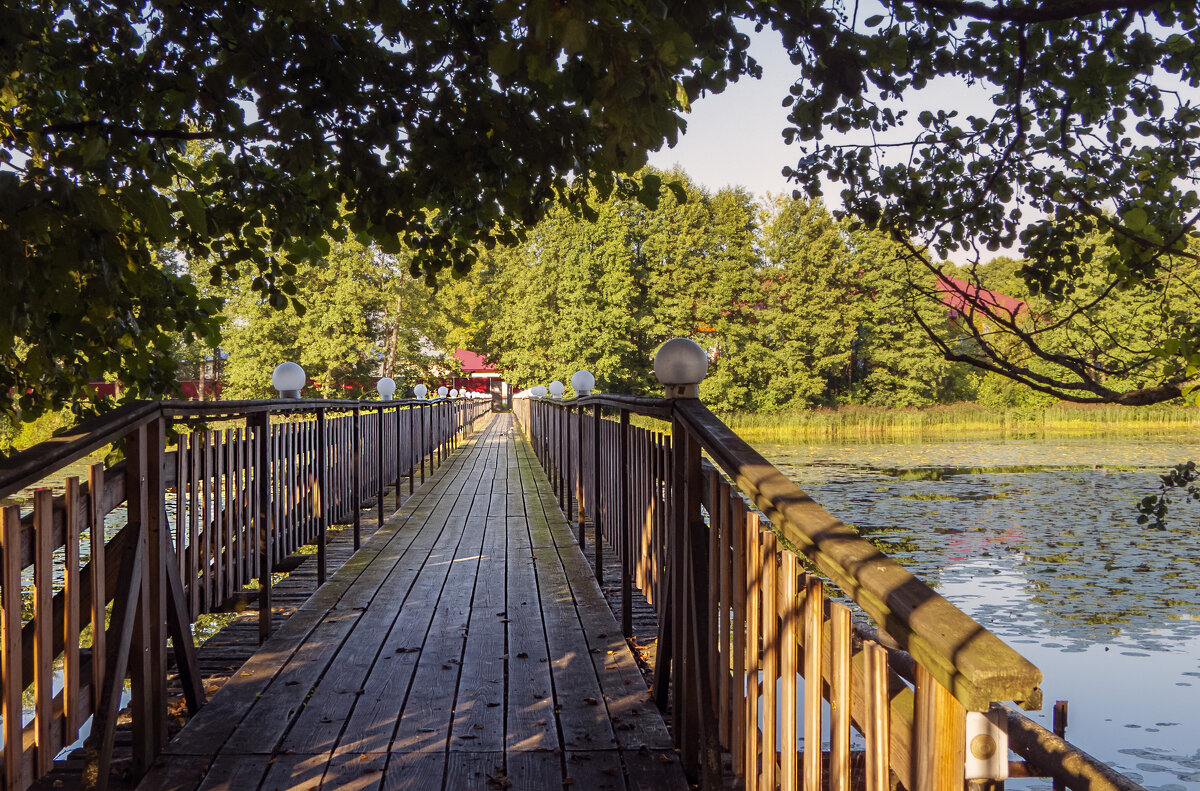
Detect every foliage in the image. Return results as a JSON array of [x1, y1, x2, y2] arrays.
[[1138, 461, 1200, 530], [769, 1, 1200, 404], [1, 0, 755, 418], [216, 235, 449, 399]]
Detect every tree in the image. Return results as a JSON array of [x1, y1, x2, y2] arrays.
[[7, 0, 1200, 419], [1, 1, 755, 418], [218, 236, 448, 399], [768, 1, 1200, 404]]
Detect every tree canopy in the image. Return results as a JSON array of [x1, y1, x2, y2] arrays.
[[0, 0, 752, 415], [3, 0, 1199, 418]]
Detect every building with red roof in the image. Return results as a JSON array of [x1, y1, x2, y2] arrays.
[[936, 274, 1028, 321]]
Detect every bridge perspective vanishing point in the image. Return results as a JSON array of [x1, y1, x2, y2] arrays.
[[0, 340, 1154, 791]]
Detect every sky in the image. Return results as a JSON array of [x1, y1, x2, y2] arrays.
[[646, 26, 998, 210], [646, 27, 799, 201]]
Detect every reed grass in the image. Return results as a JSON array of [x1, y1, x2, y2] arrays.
[[714, 402, 1200, 443]]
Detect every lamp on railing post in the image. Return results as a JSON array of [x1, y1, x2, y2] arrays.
[[652, 337, 708, 398], [414, 384, 428, 400], [549, 380, 564, 399], [377, 377, 396, 401], [272, 361, 306, 399], [570, 370, 595, 397], [437, 386, 448, 398]]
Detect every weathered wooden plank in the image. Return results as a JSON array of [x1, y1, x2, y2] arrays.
[[443, 751, 503, 791], [513, 430, 672, 753], [257, 752, 328, 791], [381, 749, 444, 791], [623, 749, 690, 791], [565, 749, 628, 791], [325, 427, 497, 759]]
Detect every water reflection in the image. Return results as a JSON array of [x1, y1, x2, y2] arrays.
[[760, 436, 1200, 791]]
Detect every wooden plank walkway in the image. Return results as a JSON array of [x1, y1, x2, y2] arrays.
[[137, 413, 686, 791]]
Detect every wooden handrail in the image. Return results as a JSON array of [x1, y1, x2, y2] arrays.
[[673, 398, 1042, 712], [0, 397, 470, 499], [0, 395, 491, 791]]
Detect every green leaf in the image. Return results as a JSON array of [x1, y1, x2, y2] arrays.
[[864, 14, 884, 27], [176, 191, 207, 234], [1122, 206, 1148, 232]]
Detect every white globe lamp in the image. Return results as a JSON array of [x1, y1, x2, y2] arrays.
[[437, 385, 449, 398], [548, 380, 564, 399], [272, 361, 306, 399], [450, 388, 459, 398], [570, 369, 595, 397], [414, 384, 428, 400], [376, 377, 396, 400], [653, 338, 709, 398], [531, 385, 547, 398]]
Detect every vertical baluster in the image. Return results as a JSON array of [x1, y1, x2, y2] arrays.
[[400, 408, 410, 506], [88, 461, 107, 707], [760, 530, 778, 791], [203, 429, 214, 611], [408, 406, 416, 494], [730, 496, 747, 777], [781, 549, 799, 791], [32, 489, 54, 775], [707, 470, 720, 716], [1, 505, 24, 789], [803, 574, 824, 791], [224, 428, 235, 596], [175, 434, 186, 578], [188, 433, 200, 618], [592, 404, 602, 582], [719, 480, 734, 752], [254, 411, 273, 644], [377, 407, 385, 528], [213, 429, 225, 606], [353, 407, 362, 549], [745, 511, 761, 786], [864, 641, 891, 791], [316, 409, 328, 585], [915, 664, 966, 791], [830, 603, 853, 791], [64, 477, 82, 737], [619, 409, 632, 638]]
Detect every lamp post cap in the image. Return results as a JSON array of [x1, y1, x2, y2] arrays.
[[653, 337, 708, 398], [272, 361, 306, 398]]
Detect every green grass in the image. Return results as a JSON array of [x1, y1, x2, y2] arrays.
[[713, 402, 1200, 443]]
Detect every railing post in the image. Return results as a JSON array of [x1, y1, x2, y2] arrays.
[[394, 405, 403, 508], [376, 405, 385, 528], [408, 405, 416, 493], [576, 402, 585, 546], [252, 410, 274, 644], [565, 405, 573, 523], [352, 404, 362, 549], [316, 408, 328, 586], [619, 409, 632, 638], [592, 403, 602, 583]]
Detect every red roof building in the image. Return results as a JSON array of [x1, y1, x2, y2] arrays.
[[936, 274, 1027, 321]]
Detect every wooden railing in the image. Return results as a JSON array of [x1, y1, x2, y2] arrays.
[[515, 393, 1145, 791], [0, 396, 490, 791]]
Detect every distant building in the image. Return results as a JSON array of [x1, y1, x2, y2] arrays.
[[451, 349, 510, 407], [936, 274, 1028, 322]]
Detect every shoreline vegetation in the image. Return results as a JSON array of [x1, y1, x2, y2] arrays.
[[714, 402, 1200, 443]]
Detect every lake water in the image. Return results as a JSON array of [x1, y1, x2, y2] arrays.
[[756, 435, 1200, 791]]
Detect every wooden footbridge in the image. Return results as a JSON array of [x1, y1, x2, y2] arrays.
[[0, 386, 1150, 791]]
